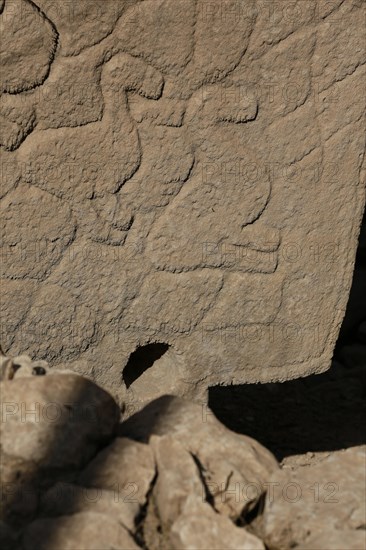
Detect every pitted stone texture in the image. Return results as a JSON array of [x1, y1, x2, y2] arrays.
[[35, 0, 133, 56], [1, 0, 365, 403], [0, 0, 58, 94], [0, 186, 76, 280]]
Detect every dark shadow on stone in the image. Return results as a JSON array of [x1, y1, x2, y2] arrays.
[[335, 210, 366, 347], [118, 394, 182, 442], [1, 373, 120, 550], [122, 343, 170, 388], [208, 362, 366, 461]]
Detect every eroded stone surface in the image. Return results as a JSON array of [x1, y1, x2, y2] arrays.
[[150, 435, 204, 527], [0, 0, 365, 404], [256, 446, 366, 549], [149, 435, 266, 549], [0, 0, 58, 94], [120, 395, 279, 519]]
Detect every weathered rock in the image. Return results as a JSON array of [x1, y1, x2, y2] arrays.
[[0, 186, 76, 281], [0, 0, 58, 94], [256, 446, 366, 549], [78, 437, 155, 506], [0, 348, 14, 381], [145, 434, 265, 550], [140, 435, 206, 549], [35, 0, 130, 56], [1, 0, 365, 405], [40, 482, 139, 533], [150, 435, 203, 528], [0, 348, 49, 381], [22, 512, 139, 550], [0, 374, 119, 488], [0, 370, 120, 525], [298, 530, 366, 550], [170, 495, 265, 550], [120, 395, 279, 520], [1, 370, 364, 550]]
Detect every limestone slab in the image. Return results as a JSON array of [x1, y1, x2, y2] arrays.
[[0, 0, 365, 403]]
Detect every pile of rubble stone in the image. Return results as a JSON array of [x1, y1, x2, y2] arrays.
[[1, 351, 365, 550]]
